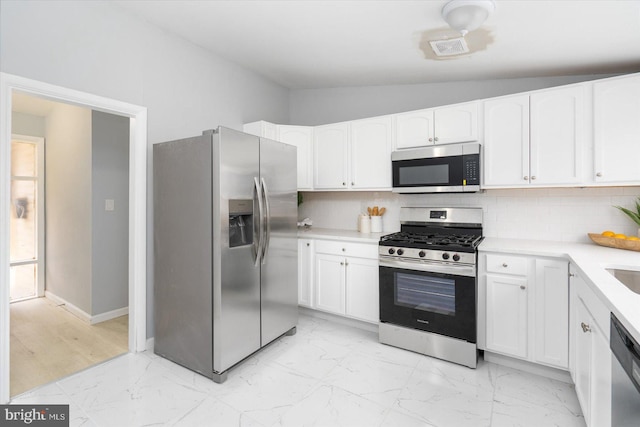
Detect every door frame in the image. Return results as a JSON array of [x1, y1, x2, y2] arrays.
[[0, 72, 148, 403]]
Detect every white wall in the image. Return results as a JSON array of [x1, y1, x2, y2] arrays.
[[289, 74, 618, 125], [0, 1, 290, 337], [11, 112, 46, 137], [91, 111, 129, 316], [45, 103, 93, 313], [299, 187, 640, 243]]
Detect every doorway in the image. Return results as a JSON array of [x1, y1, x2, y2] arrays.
[[0, 73, 148, 404]]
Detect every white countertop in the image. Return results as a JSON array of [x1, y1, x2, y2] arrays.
[[297, 227, 387, 244], [480, 237, 640, 341]]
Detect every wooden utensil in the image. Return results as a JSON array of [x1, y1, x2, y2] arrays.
[[373, 206, 379, 216], [367, 207, 372, 216], [379, 207, 386, 216]]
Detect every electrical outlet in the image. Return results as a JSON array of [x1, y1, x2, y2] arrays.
[[105, 199, 115, 211]]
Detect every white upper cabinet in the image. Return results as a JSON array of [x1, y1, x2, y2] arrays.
[[483, 86, 585, 188], [530, 85, 584, 185], [394, 108, 435, 149], [483, 95, 530, 186], [314, 123, 350, 189], [593, 74, 640, 184], [243, 120, 277, 140], [277, 125, 314, 190], [349, 116, 393, 189], [394, 101, 478, 149]]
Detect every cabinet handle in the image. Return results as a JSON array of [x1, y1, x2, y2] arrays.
[[531, 176, 537, 180], [569, 273, 575, 277], [581, 322, 591, 333], [428, 138, 433, 142], [306, 243, 310, 247], [523, 176, 529, 181], [596, 172, 602, 177], [351, 182, 355, 186], [345, 261, 349, 266], [340, 261, 344, 266], [434, 137, 439, 142], [502, 263, 508, 267], [342, 248, 346, 252], [342, 182, 346, 186], [520, 285, 526, 290]]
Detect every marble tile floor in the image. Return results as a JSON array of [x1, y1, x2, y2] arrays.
[[10, 314, 586, 427]]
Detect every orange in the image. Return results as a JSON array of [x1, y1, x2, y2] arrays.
[[601, 231, 615, 237], [614, 233, 627, 239], [627, 236, 640, 241]]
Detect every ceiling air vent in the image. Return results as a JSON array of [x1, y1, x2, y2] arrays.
[[429, 37, 469, 57]]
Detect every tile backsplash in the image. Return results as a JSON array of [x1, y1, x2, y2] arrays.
[[298, 187, 640, 243]]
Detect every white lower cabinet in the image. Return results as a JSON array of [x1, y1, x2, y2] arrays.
[[297, 238, 314, 308], [480, 252, 569, 369], [570, 264, 611, 427], [312, 239, 379, 323]]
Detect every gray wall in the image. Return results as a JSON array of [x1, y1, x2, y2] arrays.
[[288, 74, 619, 125], [0, 1, 290, 337], [91, 111, 129, 315], [45, 103, 92, 314], [11, 112, 46, 137]]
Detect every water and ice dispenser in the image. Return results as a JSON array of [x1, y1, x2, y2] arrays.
[[229, 199, 253, 247]]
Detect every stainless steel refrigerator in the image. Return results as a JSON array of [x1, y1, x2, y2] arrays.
[[153, 126, 298, 383]]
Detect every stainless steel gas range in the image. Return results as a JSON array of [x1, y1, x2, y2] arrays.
[[378, 207, 483, 368]]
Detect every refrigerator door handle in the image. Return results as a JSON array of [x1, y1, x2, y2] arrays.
[[253, 177, 264, 266], [260, 177, 271, 265]]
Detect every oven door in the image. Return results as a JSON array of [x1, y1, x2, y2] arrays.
[[379, 258, 476, 343]]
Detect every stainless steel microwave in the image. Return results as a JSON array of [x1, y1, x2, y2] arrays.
[[391, 143, 480, 193]]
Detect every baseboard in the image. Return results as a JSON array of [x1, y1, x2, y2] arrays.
[[298, 306, 379, 333], [90, 307, 128, 325], [45, 292, 128, 325], [45, 291, 91, 324], [483, 351, 572, 383]]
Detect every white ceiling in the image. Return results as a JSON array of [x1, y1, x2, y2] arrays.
[[112, 0, 640, 89]]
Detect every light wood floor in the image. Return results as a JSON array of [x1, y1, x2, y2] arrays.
[[10, 297, 128, 397]]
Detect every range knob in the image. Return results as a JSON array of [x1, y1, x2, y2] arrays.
[[453, 254, 460, 262], [388, 248, 395, 255], [397, 249, 405, 256], [442, 253, 450, 260], [418, 251, 426, 258]]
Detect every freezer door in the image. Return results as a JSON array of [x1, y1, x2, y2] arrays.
[[214, 127, 262, 373], [153, 135, 214, 377], [259, 137, 299, 345]]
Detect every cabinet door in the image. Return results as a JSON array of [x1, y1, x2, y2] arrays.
[[574, 295, 593, 426], [394, 109, 434, 149], [297, 239, 313, 308], [530, 85, 585, 185], [534, 259, 569, 368], [434, 102, 478, 144], [483, 95, 530, 187], [243, 120, 277, 140], [350, 116, 393, 190], [278, 125, 314, 190], [593, 75, 640, 184], [345, 256, 379, 323], [589, 320, 611, 427], [313, 123, 349, 189], [486, 274, 529, 358], [314, 252, 346, 315]]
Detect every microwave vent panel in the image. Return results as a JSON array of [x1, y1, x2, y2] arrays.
[[429, 37, 470, 57]]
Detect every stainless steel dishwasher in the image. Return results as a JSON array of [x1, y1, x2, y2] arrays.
[[610, 313, 640, 427]]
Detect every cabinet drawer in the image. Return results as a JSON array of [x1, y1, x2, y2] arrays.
[[314, 240, 378, 259], [485, 254, 528, 276]]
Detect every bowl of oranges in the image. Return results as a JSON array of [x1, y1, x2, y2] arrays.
[[588, 230, 640, 252]]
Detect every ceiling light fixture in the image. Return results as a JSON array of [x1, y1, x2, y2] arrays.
[[441, 0, 495, 37]]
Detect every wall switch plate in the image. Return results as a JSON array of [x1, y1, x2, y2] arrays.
[[105, 199, 115, 211]]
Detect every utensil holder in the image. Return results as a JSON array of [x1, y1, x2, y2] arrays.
[[371, 216, 382, 233]]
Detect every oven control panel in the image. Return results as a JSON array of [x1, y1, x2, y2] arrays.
[[379, 246, 476, 265]]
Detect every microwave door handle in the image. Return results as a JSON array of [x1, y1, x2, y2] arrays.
[[252, 177, 264, 266], [260, 177, 271, 265]]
